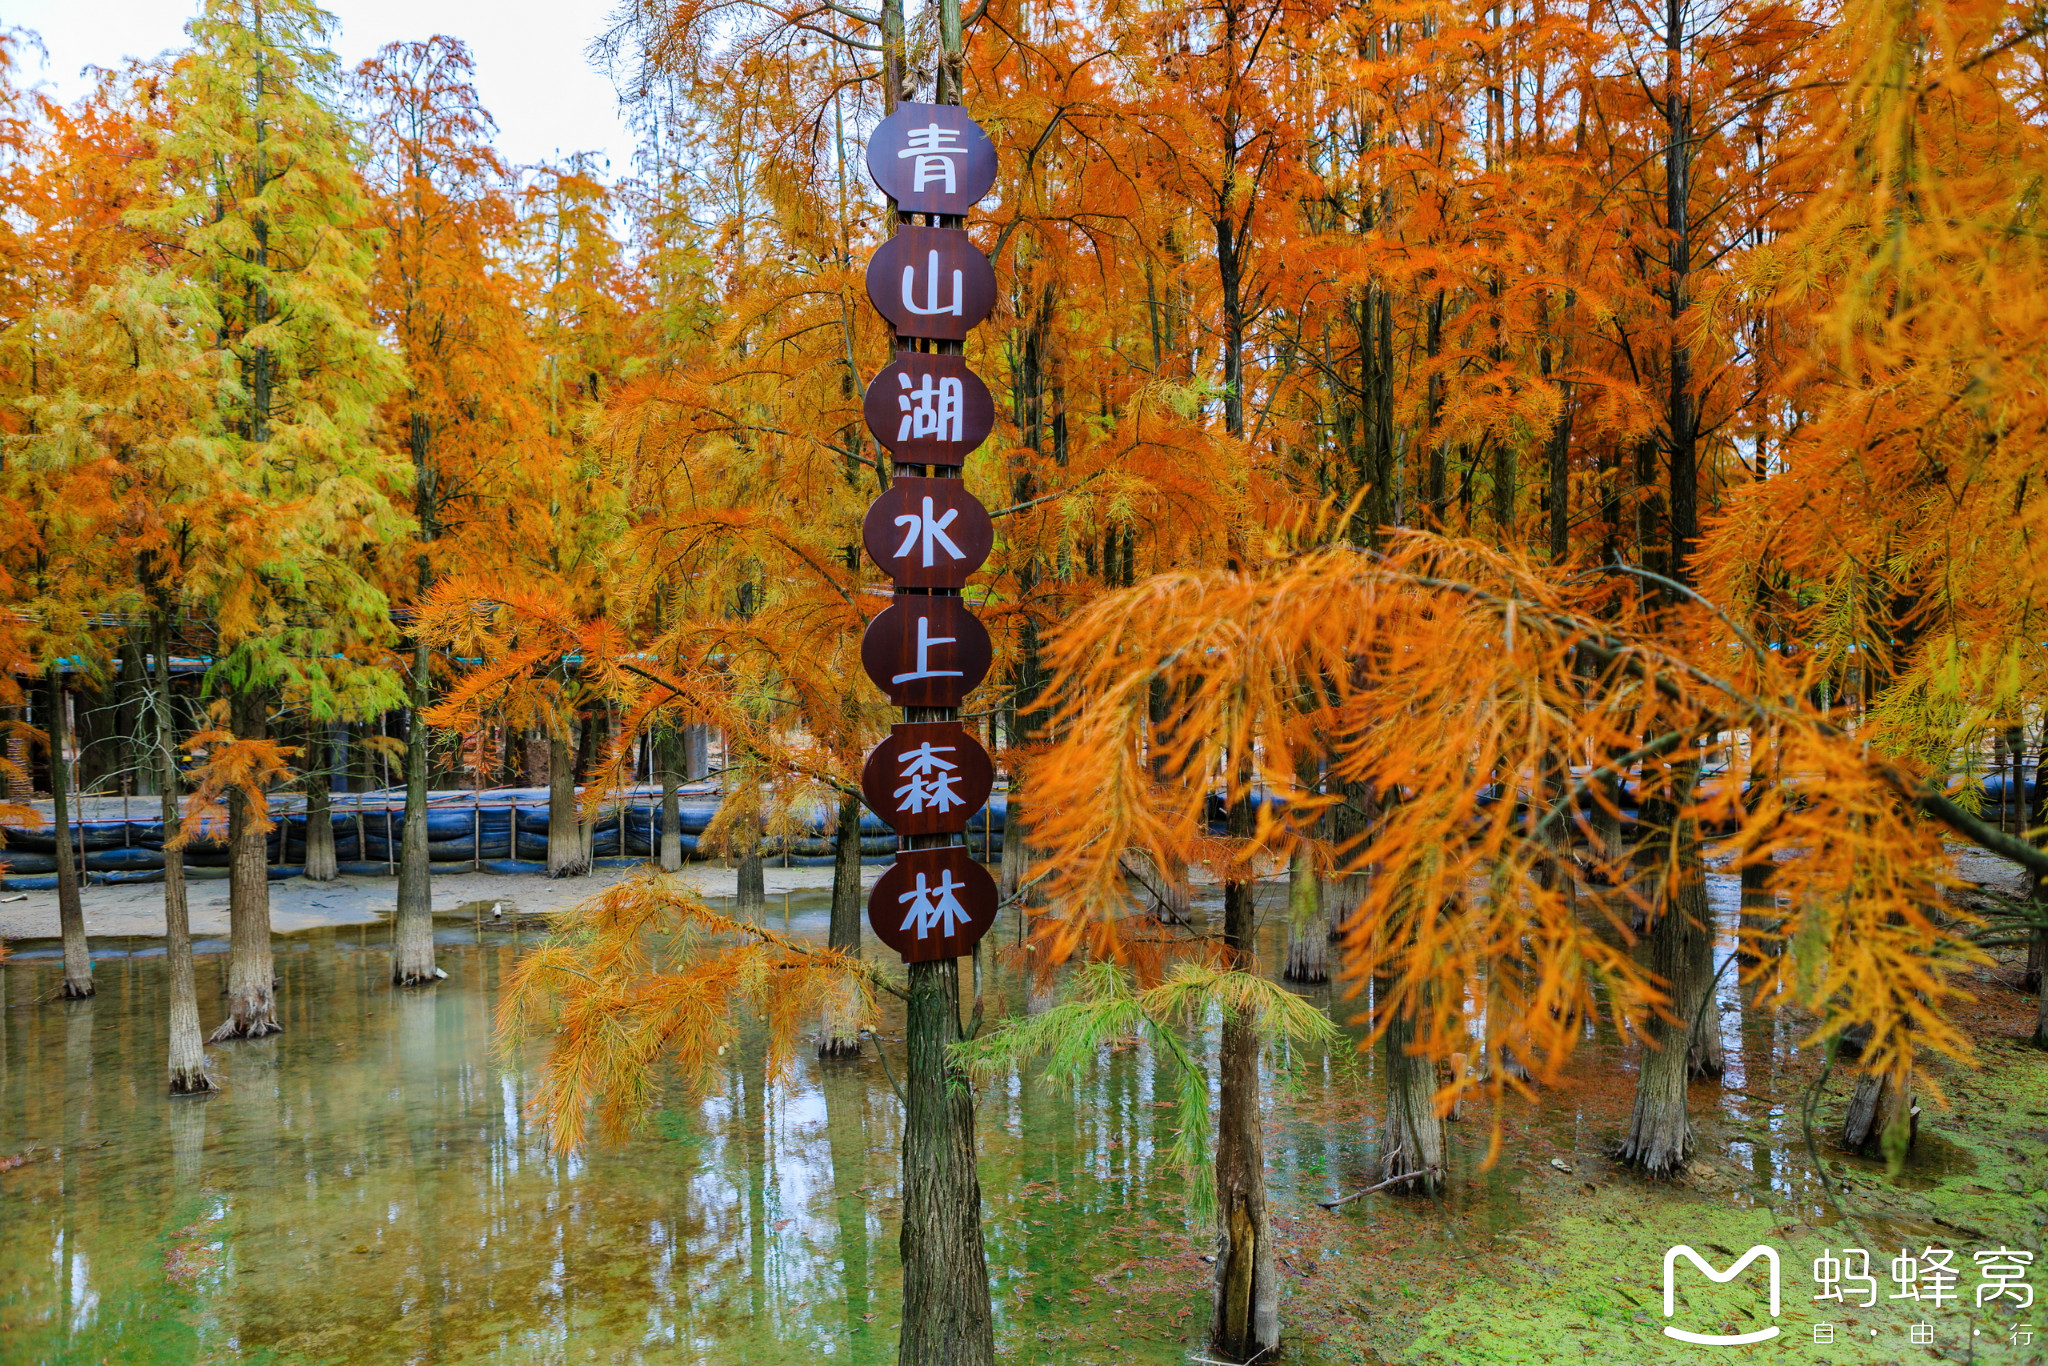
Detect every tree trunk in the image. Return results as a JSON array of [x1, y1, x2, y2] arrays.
[[2034, 951, 2047, 1050], [998, 775, 1032, 902], [820, 790, 864, 1059], [212, 686, 280, 1039], [303, 723, 338, 882], [1211, 794, 1278, 1362], [47, 670, 93, 998], [523, 728, 547, 788], [154, 615, 212, 1094], [1840, 1070, 1915, 1156], [898, 957, 994, 1366], [392, 639, 438, 985], [546, 730, 586, 877], [683, 722, 710, 782], [3, 705, 30, 802], [2030, 868, 2047, 1048], [1616, 884, 1697, 1174], [659, 729, 683, 872], [730, 745, 766, 910], [1281, 845, 1328, 982], [1379, 982, 1448, 1195], [1678, 843, 1724, 1078]]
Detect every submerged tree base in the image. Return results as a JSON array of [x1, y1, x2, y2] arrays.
[[61, 977, 96, 999], [209, 993, 282, 1041]]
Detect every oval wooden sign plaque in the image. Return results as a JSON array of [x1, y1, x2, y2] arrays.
[[862, 477, 993, 589], [861, 721, 993, 836], [864, 353, 994, 466], [865, 102, 998, 217], [866, 227, 995, 342], [859, 595, 993, 708], [868, 845, 999, 962]]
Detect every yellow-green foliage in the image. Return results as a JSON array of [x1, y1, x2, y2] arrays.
[[496, 873, 879, 1154]]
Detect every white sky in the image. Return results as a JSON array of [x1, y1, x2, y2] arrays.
[[5, 0, 638, 178]]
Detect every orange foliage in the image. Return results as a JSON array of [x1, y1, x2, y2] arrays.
[[1022, 532, 1991, 1114]]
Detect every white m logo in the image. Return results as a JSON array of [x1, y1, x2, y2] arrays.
[[1662, 1245, 1782, 1345]]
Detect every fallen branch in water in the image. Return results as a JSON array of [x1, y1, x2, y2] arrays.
[[1318, 1170, 1430, 1209]]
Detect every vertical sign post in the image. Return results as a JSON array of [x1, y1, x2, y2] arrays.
[[862, 96, 1002, 1366], [859, 103, 1001, 956]]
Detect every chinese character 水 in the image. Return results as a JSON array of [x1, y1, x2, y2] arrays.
[[891, 494, 966, 567]]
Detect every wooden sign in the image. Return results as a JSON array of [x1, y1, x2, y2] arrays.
[[860, 595, 992, 707], [864, 353, 993, 466], [866, 227, 995, 342], [865, 102, 998, 216], [861, 721, 993, 836], [868, 845, 1000, 962], [862, 477, 993, 588]]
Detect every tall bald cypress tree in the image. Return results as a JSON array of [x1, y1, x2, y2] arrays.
[[137, 0, 405, 1038]]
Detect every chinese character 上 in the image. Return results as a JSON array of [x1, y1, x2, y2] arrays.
[[897, 122, 966, 195], [1975, 1249, 2036, 1309], [889, 614, 965, 686]]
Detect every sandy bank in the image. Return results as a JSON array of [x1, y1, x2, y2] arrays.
[[0, 861, 883, 942]]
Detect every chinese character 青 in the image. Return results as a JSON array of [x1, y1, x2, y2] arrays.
[[897, 122, 966, 196]]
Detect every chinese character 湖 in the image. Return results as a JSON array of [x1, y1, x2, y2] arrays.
[[895, 371, 965, 445]]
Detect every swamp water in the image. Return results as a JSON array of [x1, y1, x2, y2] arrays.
[[2, 882, 2043, 1365]]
